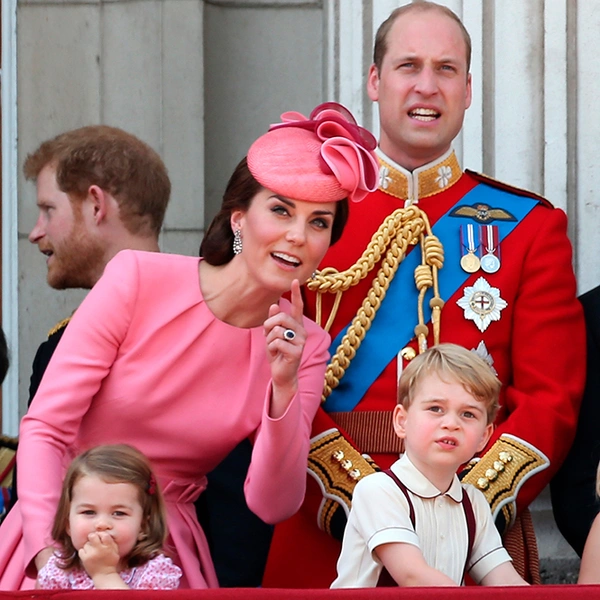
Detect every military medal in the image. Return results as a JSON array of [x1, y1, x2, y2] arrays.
[[460, 224, 481, 273], [457, 277, 508, 332], [461, 252, 480, 274], [480, 225, 501, 274]]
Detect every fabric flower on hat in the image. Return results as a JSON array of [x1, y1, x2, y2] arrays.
[[247, 102, 379, 204]]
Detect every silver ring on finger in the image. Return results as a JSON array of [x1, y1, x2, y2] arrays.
[[283, 328, 296, 341]]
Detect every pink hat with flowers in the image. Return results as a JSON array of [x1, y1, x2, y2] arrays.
[[247, 102, 379, 204]]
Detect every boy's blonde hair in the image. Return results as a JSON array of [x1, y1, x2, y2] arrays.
[[397, 343, 501, 424]]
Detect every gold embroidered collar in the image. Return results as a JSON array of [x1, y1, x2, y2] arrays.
[[376, 148, 462, 205]]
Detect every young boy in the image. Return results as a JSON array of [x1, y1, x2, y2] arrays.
[[331, 343, 528, 587]]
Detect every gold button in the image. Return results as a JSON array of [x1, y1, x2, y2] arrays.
[[477, 477, 489, 490], [400, 347, 416, 361], [340, 459, 353, 471], [332, 450, 344, 461], [493, 460, 505, 472], [348, 469, 361, 480], [498, 451, 513, 463], [485, 468, 498, 481]]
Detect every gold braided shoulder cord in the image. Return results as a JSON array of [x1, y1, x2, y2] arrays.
[[306, 205, 444, 402]]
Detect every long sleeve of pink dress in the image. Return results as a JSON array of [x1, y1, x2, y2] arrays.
[[0, 250, 329, 590]]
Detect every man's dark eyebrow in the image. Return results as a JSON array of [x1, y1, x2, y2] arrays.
[[437, 56, 461, 65], [390, 54, 419, 64]]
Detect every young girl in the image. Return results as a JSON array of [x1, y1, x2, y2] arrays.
[[37, 444, 181, 589]]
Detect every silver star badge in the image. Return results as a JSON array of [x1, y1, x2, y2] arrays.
[[471, 341, 498, 375], [457, 277, 507, 332]]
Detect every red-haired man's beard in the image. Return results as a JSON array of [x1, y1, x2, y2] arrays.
[[42, 218, 106, 290]]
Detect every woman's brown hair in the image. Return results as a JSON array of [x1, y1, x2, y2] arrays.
[[51, 444, 168, 571]]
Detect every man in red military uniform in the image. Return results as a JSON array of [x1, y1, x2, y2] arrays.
[[264, 1, 585, 587]]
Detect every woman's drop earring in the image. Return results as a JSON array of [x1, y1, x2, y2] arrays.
[[233, 229, 243, 255]]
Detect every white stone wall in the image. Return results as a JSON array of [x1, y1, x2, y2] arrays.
[[203, 0, 324, 223]]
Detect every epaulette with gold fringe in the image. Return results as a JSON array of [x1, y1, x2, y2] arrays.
[[308, 429, 378, 540], [461, 434, 549, 532], [47, 316, 72, 338], [466, 169, 553, 209], [0, 435, 18, 489]]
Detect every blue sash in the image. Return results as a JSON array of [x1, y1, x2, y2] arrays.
[[323, 183, 538, 413]]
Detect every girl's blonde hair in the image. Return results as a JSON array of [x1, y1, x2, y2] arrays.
[[397, 343, 501, 424], [52, 444, 168, 570]]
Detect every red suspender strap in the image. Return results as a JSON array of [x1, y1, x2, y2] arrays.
[[377, 469, 416, 587], [383, 468, 416, 527], [461, 490, 476, 584], [383, 469, 477, 586]]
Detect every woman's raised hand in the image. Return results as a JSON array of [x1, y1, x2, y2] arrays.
[[263, 279, 306, 418]]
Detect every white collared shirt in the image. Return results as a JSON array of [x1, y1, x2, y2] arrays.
[[331, 453, 511, 588]]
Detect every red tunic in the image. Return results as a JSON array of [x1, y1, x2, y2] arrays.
[[263, 152, 585, 588]]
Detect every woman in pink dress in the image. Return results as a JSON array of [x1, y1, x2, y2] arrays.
[[0, 102, 378, 589]]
